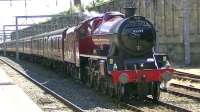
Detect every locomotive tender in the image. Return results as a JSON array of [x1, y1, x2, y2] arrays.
[[1, 8, 173, 100]]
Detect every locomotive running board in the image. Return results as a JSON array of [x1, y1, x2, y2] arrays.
[[80, 54, 107, 60]]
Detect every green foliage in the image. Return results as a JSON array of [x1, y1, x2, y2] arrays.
[[85, 0, 110, 10]]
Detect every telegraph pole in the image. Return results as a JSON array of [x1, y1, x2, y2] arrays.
[[183, 0, 190, 65]]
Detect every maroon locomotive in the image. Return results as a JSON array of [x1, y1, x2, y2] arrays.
[[1, 8, 173, 101]]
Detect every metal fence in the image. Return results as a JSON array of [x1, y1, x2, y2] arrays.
[[11, 15, 84, 40]]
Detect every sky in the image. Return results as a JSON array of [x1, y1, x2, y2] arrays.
[[0, 0, 93, 32]]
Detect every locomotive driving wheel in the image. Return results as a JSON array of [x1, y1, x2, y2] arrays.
[[116, 84, 124, 101], [152, 82, 160, 101], [107, 77, 115, 97], [88, 70, 94, 88], [88, 60, 96, 88], [100, 78, 108, 94]]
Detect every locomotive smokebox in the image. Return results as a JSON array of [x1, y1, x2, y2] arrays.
[[124, 7, 137, 17]]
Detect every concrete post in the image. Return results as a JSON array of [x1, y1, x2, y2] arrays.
[[183, 0, 190, 65]]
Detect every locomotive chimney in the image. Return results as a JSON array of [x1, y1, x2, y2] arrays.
[[124, 7, 137, 17]]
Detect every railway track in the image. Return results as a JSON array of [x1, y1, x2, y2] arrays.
[[170, 83, 200, 93], [0, 58, 84, 112], [0, 57, 194, 112], [120, 97, 192, 112], [120, 103, 144, 112], [174, 71, 200, 83], [165, 83, 200, 101], [146, 97, 192, 112]]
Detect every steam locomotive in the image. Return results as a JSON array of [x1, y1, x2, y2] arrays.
[[0, 8, 173, 101]]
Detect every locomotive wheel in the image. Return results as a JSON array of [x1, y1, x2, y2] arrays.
[[88, 60, 98, 89], [74, 67, 79, 80], [88, 61, 92, 87], [137, 82, 151, 100], [80, 66, 88, 84], [116, 84, 127, 101], [68, 64, 72, 76], [93, 75, 98, 90], [109, 86, 115, 97], [152, 82, 160, 101], [95, 71, 102, 91], [72, 65, 79, 80], [100, 78, 107, 94], [66, 63, 70, 76], [70, 64, 75, 78], [108, 78, 115, 97], [88, 70, 94, 88]]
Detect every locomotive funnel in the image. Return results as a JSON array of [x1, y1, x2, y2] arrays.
[[124, 7, 136, 17]]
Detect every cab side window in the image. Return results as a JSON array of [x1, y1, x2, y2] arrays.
[[79, 27, 86, 39], [79, 22, 92, 39]]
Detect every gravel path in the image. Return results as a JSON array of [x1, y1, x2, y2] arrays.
[[0, 61, 73, 112]]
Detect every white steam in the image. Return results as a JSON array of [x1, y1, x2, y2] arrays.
[[77, 10, 103, 19]]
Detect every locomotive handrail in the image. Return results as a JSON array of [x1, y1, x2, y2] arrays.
[[80, 54, 107, 60], [153, 52, 159, 69]]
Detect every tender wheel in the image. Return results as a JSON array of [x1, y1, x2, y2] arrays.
[[88, 73, 94, 88], [152, 82, 160, 101], [80, 66, 88, 84]]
